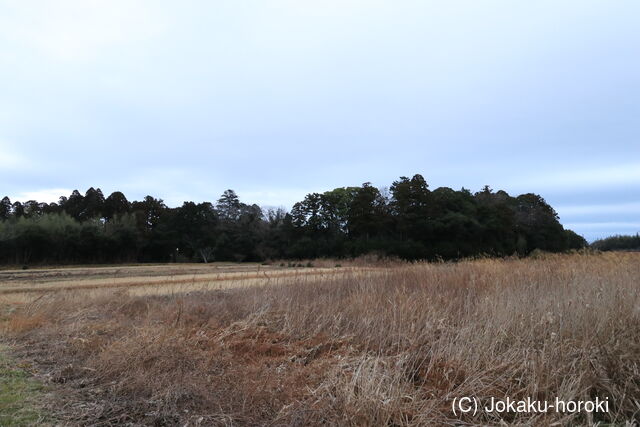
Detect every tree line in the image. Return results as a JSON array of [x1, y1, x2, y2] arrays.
[[0, 174, 587, 265], [591, 234, 640, 252]]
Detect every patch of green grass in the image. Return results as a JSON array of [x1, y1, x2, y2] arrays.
[[0, 347, 48, 426]]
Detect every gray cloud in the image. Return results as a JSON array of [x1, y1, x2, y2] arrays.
[[1, 0, 639, 241]]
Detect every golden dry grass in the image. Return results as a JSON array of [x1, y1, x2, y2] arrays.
[[2, 252, 639, 425], [0, 263, 377, 304]]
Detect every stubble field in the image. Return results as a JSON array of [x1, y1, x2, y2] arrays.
[[1, 253, 639, 425], [0, 262, 363, 304]]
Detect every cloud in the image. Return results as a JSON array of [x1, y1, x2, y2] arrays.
[[10, 188, 73, 204], [564, 221, 640, 231], [238, 189, 317, 208], [512, 163, 640, 192], [564, 221, 640, 242], [0, 151, 23, 170], [0, 1, 168, 62], [556, 202, 640, 216], [0, 140, 26, 170]]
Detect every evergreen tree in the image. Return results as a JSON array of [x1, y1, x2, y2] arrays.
[[104, 191, 131, 221], [0, 197, 12, 220]]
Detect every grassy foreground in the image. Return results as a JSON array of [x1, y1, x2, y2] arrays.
[[2, 252, 639, 425], [0, 347, 47, 426]]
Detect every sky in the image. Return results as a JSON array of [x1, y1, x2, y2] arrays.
[[0, 0, 638, 241]]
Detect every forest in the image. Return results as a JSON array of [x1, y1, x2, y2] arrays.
[[591, 233, 640, 251], [0, 174, 587, 265]]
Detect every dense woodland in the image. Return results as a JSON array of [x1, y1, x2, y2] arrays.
[[591, 234, 640, 252], [0, 174, 587, 265]]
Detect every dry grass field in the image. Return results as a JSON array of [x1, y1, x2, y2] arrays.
[[1, 253, 639, 425], [0, 262, 374, 304]]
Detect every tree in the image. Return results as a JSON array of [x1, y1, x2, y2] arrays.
[[261, 207, 291, 259], [64, 190, 85, 220], [172, 202, 217, 262], [591, 233, 640, 251], [0, 175, 585, 265], [564, 230, 587, 250], [81, 187, 105, 220], [296, 193, 323, 233], [390, 174, 431, 241], [217, 190, 241, 221], [42, 202, 62, 215], [12, 201, 25, 218], [235, 204, 264, 261], [428, 187, 481, 258], [104, 191, 131, 221], [23, 200, 46, 218], [347, 183, 388, 241], [0, 197, 11, 220], [472, 188, 517, 255], [513, 193, 565, 253], [132, 196, 167, 232], [320, 187, 358, 233]]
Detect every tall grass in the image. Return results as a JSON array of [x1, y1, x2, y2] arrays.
[[3, 252, 639, 425]]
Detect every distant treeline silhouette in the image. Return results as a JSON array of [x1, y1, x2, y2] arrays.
[[0, 174, 587, 265], [591, 234, 640, 252]]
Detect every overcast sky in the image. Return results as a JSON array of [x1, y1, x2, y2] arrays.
[[1, 1, 639, 241]]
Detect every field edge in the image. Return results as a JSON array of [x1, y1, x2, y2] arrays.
[[0, 344, 52, 426]]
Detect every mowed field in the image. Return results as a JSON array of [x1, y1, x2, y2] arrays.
[[1, 253, 639, 425], [0, 262, 366, 304]]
